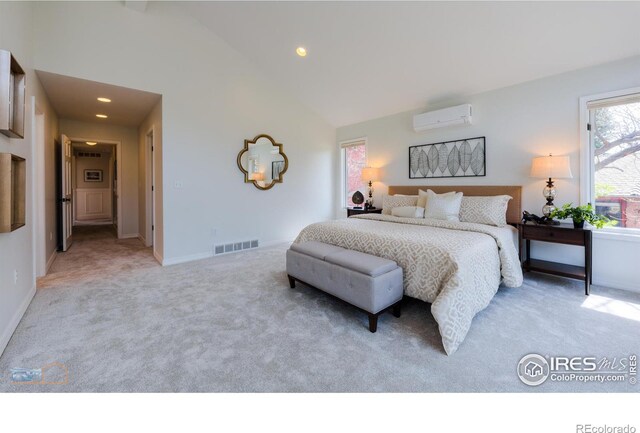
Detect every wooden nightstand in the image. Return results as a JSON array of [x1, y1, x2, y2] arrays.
[[518, 222, 592, 295], [347, 207, 383, 217]]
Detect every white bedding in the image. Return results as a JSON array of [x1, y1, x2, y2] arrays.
[[294, 214, 523, 354]]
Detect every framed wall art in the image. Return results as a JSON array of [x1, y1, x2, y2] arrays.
[[409, 136, 485, 178], [84, 169, 103, 182]]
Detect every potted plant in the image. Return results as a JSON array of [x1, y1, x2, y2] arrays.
[[549, 203, 614, 229]]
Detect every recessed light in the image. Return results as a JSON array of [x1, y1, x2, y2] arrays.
[[97, 97, 111, 103], [96, 114, 108, 119], [86, 142, 97, 146], [296, 47, 307, 57]]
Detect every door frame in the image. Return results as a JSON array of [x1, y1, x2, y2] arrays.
[[145, 126, 156, 248], [32, 99, 47, 276], [68, 136, 123, 239]]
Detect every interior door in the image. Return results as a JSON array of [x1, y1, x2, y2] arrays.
[[60, 134, 73, 251]]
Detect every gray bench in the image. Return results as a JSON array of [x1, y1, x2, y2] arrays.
[[286, 241, 404, 332]]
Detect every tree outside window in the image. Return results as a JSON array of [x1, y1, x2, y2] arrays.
[[344, 144, 366, 207], [592, 100, 640, 228]]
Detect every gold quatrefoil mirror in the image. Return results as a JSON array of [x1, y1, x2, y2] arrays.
[[237, 134, 288, 190]]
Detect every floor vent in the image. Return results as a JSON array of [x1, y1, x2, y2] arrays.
[[214, 239, 259, 255]]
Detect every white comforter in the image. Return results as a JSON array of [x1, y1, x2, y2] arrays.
[[294, 214, 523, 354]]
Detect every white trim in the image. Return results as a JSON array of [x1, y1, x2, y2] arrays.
[[119, 233, 140, 239], [0, 284, 36, 357], [32, 99, 47, 277], [593, 230, 640, 243], [257, 239, 293, 249], [593, 277, 640, 294], [162, 251, 213, 266], [579, 85, 640, 205], [46, 251, 57, 273], [339, 136, 367, 148], [153, 250, 163, 265], [145, 126, 156, 250], [163, 239, 294, 266]]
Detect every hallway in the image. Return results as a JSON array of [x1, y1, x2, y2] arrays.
[[38, 225, 159, 290]]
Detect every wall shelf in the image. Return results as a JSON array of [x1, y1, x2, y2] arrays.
[[0, 153, 26, 232], [0, 50, 26, 139]]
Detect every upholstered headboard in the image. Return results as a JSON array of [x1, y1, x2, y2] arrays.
[[388, 185, 523, 224]]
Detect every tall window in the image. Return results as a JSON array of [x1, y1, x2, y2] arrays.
[[588, 93, 640, 230], [341, 139, 367, 207]]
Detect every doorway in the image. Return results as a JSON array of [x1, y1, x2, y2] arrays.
[[145, 128, 155, 247], [69, 138, 122, 235]]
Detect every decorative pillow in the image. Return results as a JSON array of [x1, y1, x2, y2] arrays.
[[391, 206, 425, 218], [417, 189, 456, 209], [382, 195, 418, 214], [459, 195, 512, 227], [423, 190, 463, 221]]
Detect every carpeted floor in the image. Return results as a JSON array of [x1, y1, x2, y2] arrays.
[[1, 225, 639, 392]]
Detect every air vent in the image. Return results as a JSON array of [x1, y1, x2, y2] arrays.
[[214, 239, 259, 255], [77, 152, 102, 158]]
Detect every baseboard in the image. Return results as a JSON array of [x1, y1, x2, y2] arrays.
[[162, 240, 293, 267], [153, 249, 163, 265], [138, 234, 146, 243], [593, 277, 640, 294], [162, 251, 213, 266], [259, 239, 293, 249], [45, 250, 57, 273], [0, 284, 36, 358], [119, 233, 140, 239]]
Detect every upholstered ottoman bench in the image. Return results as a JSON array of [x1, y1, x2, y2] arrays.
[[286, 241, 404, 332]]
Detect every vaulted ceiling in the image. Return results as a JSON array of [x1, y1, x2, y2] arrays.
[[184, 1, 640, 127]]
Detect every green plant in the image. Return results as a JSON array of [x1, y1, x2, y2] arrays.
[[550, 203, 615, 229]]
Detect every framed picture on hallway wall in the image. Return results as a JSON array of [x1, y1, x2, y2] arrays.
[[84, 169, 103, 182]]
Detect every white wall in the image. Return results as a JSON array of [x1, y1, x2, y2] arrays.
[[0, 2, 58, 354], [337, 55, 640, 293], [32, 2, 336, 264], [60, 118, 139, 238]]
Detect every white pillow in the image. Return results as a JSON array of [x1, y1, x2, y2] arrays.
[[417, 189, 456, 209], [391, 206, 425, 218], [459, 195, 512, 227], [382, 195, 418, 215], [423, 190, 463, 221]]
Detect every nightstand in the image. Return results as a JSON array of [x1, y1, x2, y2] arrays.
[[518, 222, 592, 295], [347, 207, 383, 217]]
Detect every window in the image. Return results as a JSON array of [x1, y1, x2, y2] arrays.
[[587, 93, 640, 230], [340, 138, 367, 208]]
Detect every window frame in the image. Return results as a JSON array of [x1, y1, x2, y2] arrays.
[[339, 137, 367, 209], [579, 86, 640, 238]]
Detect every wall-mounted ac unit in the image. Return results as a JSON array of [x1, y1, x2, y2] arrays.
[[413, 104, 472, 132]]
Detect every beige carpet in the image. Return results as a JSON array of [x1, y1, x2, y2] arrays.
[[1, 225, 639, 392]]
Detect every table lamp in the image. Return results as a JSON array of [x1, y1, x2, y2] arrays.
[[361, 167, 379, 208], [530, 154, 573, 217]]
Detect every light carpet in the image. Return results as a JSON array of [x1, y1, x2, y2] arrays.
[[1, 226, 639, 392]]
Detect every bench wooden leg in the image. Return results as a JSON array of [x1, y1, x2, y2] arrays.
[[368, 313, 378, 333], [287, 275, 296, 289], [392, 301, 402, 318]]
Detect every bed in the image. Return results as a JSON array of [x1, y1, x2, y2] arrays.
[[294, 185, 524, 355]]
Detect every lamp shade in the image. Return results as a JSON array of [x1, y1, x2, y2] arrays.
[[361, 167, 379, 182], [530, 155, 573, 179], [252, 172, 264, 181]]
